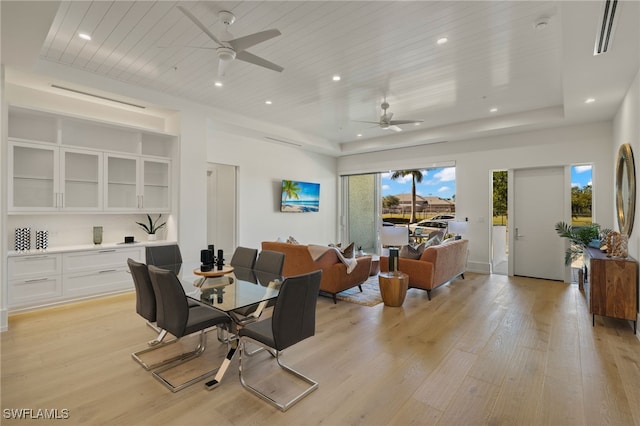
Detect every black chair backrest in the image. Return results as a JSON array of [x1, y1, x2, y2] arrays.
[[146, 244, 182, 267], [255, 250, 285, 275], [272, 270, 322, 351], [230, 247, 258, 269], [128, 258, 156, 322], [148, 265, 189, 338]]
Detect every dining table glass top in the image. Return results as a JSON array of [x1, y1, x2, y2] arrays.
[[158, 261, 282, 313]]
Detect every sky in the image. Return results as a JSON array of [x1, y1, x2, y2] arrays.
[[381, 167, 456, 199], [571, 164, 592, 188], [379, 165, 589, 199]]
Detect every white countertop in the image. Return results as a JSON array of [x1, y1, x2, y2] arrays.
[[7, 240, 177, 257]]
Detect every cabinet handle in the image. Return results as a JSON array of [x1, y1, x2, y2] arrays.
[[23, 278, 49, 283], [20, 255, 49, 260], [98, 250, 116, 253], [98, 269, 117, 274]]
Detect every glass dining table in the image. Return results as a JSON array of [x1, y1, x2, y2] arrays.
[[159, 261, 282, 390]]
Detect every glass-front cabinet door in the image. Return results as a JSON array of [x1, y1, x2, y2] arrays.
[[105, 154, 139, 210], [62, 149, 103, 211], [9, 141, 59, 211], [142, 159, 170, 211], [105, 155, 171, 212]]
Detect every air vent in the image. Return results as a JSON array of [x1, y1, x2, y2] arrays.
[[263, 136, 303, 147], [594, 0, 618, 55], [50, 85, 146, 109]]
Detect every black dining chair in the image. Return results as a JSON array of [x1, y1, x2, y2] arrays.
[[129, 259, 204, 370], [255, 250, 285, 275], [147, 265, 232, 392], [238, 270, 322, 411], [146, 244, 182, 267], [230, 250, 285, 324], [230, 246, 258, 269]]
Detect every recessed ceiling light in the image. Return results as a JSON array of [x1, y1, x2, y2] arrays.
[[332, 75, 341, 81], [437, 37, 448, 45], [414, 122, 421, 126], [357, 133, 362, 137], [214, 81, 223, 87], [265, 100, 272, 105], [490, 107, 498, 113], [78, 33, 91, 41], [585, 97, 596, 104]]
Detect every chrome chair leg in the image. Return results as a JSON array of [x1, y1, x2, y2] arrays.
[[152, 326, 230, 393], [238, 337, 318, 412], [148, 329, 169, 346]]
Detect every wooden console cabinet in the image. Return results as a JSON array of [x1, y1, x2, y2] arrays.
[[583, 246, 638, 333]]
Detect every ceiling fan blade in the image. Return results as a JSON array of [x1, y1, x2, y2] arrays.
[[387, 125, 403, 132], [159, 45, 217, 50], [389, 120, 424, 125], [228, 29, 281, 52], [177, 6, 224, 46], [236, 50, 283, 72], [352, 120, 382, 124]]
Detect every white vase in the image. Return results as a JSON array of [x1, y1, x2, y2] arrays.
[[147, 234, 157, 241]]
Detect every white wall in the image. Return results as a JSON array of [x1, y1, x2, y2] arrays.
[[338, 122, 614, 273], [207, 124, 338, 249], [613, 66, 640, 337]]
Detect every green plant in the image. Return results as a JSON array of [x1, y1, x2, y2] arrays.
[[554, 221, 611, 265], [136, 214, 166, 235]]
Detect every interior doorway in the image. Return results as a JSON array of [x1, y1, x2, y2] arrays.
[[207, 163, 237, 256], [491, 170, 508, 275], [511, 166, 565, 281]]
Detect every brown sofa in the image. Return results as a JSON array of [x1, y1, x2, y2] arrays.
[[380, 239, 468, 300], [261, 241, 372, 303]]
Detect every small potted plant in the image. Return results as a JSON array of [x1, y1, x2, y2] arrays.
[[136, 214, 166, 241]]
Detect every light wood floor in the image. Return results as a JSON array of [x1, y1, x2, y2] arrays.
[[2, 273, 640, 425]]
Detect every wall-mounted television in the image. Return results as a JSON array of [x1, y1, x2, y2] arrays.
[[281, 180, 320, 212]]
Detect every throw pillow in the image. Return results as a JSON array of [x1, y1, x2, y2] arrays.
[[340, 242, 355, 258], [399, 242, 426, 259], [286, 236, 300, 244]]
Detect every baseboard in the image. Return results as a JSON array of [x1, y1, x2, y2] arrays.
[[467, 261, 491, 274], [0, 308, 8, 332]]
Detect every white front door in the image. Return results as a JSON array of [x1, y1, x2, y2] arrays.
[[512, 167, 565, 281]]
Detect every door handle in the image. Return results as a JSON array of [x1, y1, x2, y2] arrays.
[[515, 228, 524, 239]]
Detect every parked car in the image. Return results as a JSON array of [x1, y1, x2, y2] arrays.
[[409, 220, 449, 236], [430, 214, 455, 221]]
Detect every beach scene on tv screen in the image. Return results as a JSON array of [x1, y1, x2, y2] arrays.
[[281, 180, 320, 212]]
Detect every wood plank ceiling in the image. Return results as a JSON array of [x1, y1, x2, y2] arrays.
[[32, 1, 639, 153]]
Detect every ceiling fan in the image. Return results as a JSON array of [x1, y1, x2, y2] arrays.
[[177, 6, 283, 78], [356, 101, 423, 132]]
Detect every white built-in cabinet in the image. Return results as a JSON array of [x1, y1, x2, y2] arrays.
[[8, 105, 175, 213], [7, 245, 145, 310]]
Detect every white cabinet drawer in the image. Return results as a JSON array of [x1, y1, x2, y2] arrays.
[[8, 254, 62, 280], [8, 276, 63, 306], [62, 247, 143, 274], [64, 267, 133, 298]]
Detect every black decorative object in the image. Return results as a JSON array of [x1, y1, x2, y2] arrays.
[[388, 248, 399, 272], [216, 249, 224, 270], [36, 230, 48, 250], [15, 227, 31, 251], [201, 248, 214, 272]]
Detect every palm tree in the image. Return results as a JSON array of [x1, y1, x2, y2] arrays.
[[281, 180, 301, 205], [391, 170, 424, 223]]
